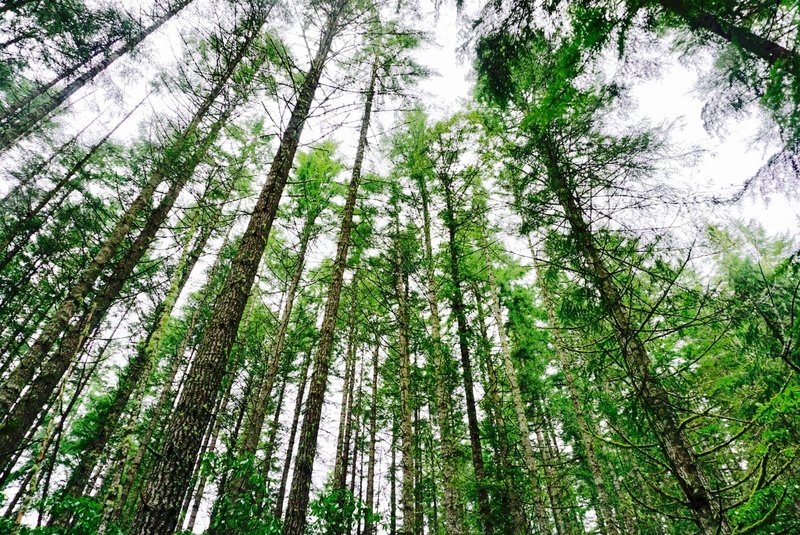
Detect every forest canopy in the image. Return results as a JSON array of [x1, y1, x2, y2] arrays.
[[0, 0, 798, 533]]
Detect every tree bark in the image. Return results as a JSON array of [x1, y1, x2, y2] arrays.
[[332, 301, 359, 493], [263, 374, 287, 482], [393, 225, 416, 535], [480, 233, 553, 534], [50, 188, 223, 525], [390, 422, 398, 535], [217, 208, 318, 514], [363, 335, 380, 535], [0, 110, 228, 469], [473, 294, 526, 535]]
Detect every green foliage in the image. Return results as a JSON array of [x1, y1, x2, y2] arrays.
[[306, 487, 374, 535], [203, 451, 283, 535]]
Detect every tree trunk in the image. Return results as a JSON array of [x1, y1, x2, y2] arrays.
[[0, 109, 102, 206], [473, 294, 526, 535], [218, 209, 318, 513], [273, 351, 312, 520], [50, 190, 222, 525], [182, 347, 239, 532], [0, 110, 228, 470], [348, 370, 363, 494], [0, 171, 160, 421], [481, 233, 552, 535], [363, 335, 380, 535], [183, 387, 227, 533], [543, 135, 730, 534], [412, 404, 424, 535], [257, 371, 287, 498], [0, 47, 240, 425], [282, 52, 378, 535], [131, 6, 344, 530], [4, 310, 119, 517], [531, 241, 619, 535], [414, 167, 463, 535], [390, 422, 398, 535], [440, 174, 493, 535], [393, 226, 416, 535], [333, 301, 359, 492], [112, 222, 232, 521]]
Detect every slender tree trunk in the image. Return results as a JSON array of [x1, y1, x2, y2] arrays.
[[0, 255, 46, 323], [426, 406, 439, 534], [115, 219, 236, 518], [0, 0, 195, 152], [132, 7, 345, 531], [608, 457, 638, 534], [274, 351, 312, 520], [530, 405, 565, 535], [340, 309, 360, 491], [182, 355, 236, 532], [390, 422, 398, 535], [393, 227, 416, 535], [348, 370, 363, 494], [51, 192, 222, 525], [0, 299, 50, 376], [356, 423, 365, 535], [541, 402, 581, 533], [283, 52, 378, 535], [363, 335, 380, 535], [474, 295, 526, 535], [216, 211, 318, 515], [9, 379, 67, 525], [414, 169, 463, 535], [183, 390, 226, 534], [0, 171, 159, 420], [333, 302, 359, 492], [543, 135, 730, 534], [440, 175, 493, 535], [412, 404, 424, 535], [0, 185, 75, 283], [260, 372, 288, 490], [4, 310, 118, 517]]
